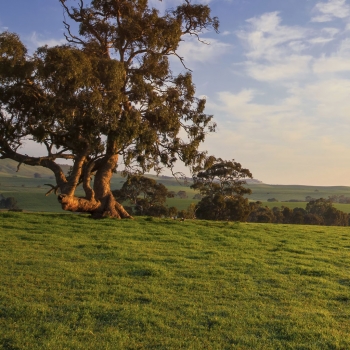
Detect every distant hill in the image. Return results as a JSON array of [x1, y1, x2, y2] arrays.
[[246, 179, 263, 184], [0, 158, 263, 184], [0, 159, 71, 178]]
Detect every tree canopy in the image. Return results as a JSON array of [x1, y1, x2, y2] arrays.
[[0, 0, 219, 218], [113, 174, 173, 215], [191, 157, 253, 221]]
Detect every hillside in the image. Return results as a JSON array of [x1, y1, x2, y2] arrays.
[[0, 158, 71, 178], [1, 212, 350, 349], [2, 158, 350, 213]]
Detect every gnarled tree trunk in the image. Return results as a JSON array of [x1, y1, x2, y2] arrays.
[[57, 154, 132, 219]]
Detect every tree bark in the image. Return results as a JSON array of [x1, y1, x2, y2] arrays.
[[58, 154, 132, 219]]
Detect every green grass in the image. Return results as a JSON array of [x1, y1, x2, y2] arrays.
[[1, 212, 350, 349], [249, 183, 350, 202]]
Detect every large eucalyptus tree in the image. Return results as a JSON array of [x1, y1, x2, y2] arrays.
[[0, 0, 218, 218]]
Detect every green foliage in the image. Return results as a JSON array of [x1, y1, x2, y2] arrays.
[[178, 202, 197, 219], [1, 212, 350, 349], [192, 157, 252, 221], [306, 198, 333, 217], [113, 175, 173, 216], [0, 193, 19, 209], [248, 203, 275, 223], [247, 199, 350, 227], [306, 198, 348, 226], [192, 156, 252, 198], [0, 0, 218, 178]]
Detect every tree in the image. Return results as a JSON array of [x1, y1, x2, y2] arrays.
[[281, 206, 293, 223], [0, 1, 218, 218], [271, 206, 284, 223], [304, 213, 324, 225], [291, 207, 306, 225], [323, 207, 348, 226], [306, 198, 348, 226], [192, 157, 252, 221], [306, 198, 333, 217], [178, 202, 197, 219], [248, 203, 275, 223], [113, 174, 173, 216], [0, 194, 19, 210], [177, 190, 188, 199]]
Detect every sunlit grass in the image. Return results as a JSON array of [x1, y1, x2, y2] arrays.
[[1, 212, 350, 349]]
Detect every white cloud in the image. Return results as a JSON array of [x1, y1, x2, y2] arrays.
[[148, 0, 212, 13], [313, 38, 350, 73], [309, 27, 340, 44], [245, 55, 312, 82], [28, 32, 66, 48], [235, 12, 314, 82], [311, 0, 350, 22], [313, 56, 350, 72], [237, 12, 307, 61], [176, 36, 231, 64]]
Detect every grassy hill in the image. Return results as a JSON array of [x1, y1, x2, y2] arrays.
[[3, 158, 350, 213], [1, 212, 350, 349], [0, 158, 72, 178]]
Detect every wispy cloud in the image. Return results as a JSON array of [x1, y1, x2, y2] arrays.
[[236, 12, 313, 81], [311, 0, 350, 22], [28, 32, 66, 48], [245, 55, 312, 82], [313, 38, 350, 73], [237, 12, 307, 61], [308, 27, 340, 44], [176, 36, 231, 65]]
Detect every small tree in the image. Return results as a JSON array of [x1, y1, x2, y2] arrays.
[[191, 157, 252, 221], [168, 206, 178, 218], [0, 194, 19, 210], [113, 175, 173, 216], [177, 191, 188, 199], [248, 203, 275, 223], [178, 202, 197, 219]]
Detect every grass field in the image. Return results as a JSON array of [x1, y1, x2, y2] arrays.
[[3, 158, 350, 214], [248, 183, 350, 202], [3, 173, 350, 214], [1, 212, 350, 349]]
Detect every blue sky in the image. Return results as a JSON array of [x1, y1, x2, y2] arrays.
[[1, 0, 350, 185]]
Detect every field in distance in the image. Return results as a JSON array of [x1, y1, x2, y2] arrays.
[[1, 212, 350, 349], [2, 159, 350, 213]]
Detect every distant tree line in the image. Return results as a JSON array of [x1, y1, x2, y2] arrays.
[[247, 198, 349, 226], [112, 157, 350, 226]]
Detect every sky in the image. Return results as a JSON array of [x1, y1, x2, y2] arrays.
[[1, 0, 350, 185]]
